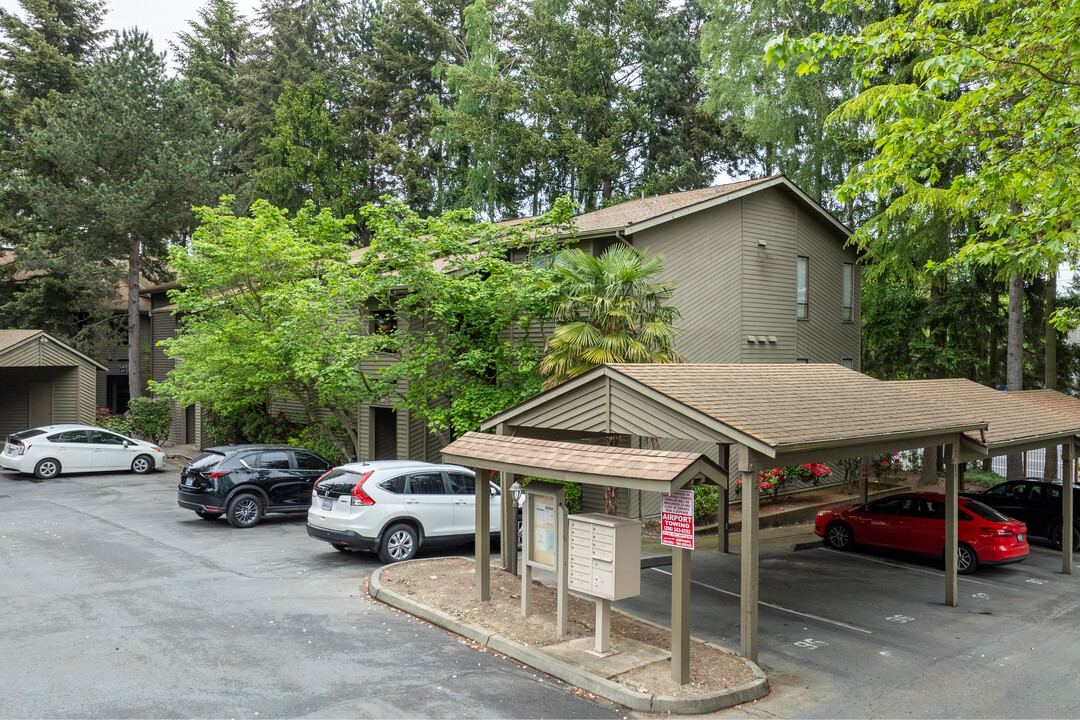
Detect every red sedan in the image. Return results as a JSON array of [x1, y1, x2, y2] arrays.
[[814, 492, 1028, 574]]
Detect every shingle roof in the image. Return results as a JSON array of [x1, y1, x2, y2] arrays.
[[0, 329, 41, 352], [605, 363, 988, 451], [442, 431, 722, 485], [571, 178, 777, 233], [894, 381, 1080, 447]]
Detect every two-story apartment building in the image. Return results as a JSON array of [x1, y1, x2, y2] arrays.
[[352, 176, 860, 477]]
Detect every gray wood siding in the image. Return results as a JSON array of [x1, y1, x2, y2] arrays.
[[52, 367, 79, 423], [795, 210, 861, 368], [739, 189, 798, 363], [633, 200, 743, 363], [96, 370, 107, 410], [508, 380, 610, 433], [77, 364, 96, 425], [0, 338, 41, 366], [0, 375, 29, 438], [151, 311, 177, 384]]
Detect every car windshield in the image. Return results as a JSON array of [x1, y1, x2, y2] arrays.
[[964, 500, 1011, 522], [9, 429, 46, 442], [188, 451, 225, 471]]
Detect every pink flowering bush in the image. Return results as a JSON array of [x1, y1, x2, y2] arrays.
[[734, 463, 832, 502], [873, 452, 902, 480]]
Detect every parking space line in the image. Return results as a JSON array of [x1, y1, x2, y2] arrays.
[[818, 547, 988, 584], [650, 567, 873, 634]]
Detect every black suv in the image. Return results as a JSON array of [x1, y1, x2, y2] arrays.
[[962, 478, 1080, 550], [178, 445, 332, 528]]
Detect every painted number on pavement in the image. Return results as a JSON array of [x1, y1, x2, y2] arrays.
[[886, 614, 915, 624], [794, 638, 828, 650]]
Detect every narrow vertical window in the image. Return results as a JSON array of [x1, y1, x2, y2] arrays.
[[796, 256, 809, 318], [842, 262, 854, 322]]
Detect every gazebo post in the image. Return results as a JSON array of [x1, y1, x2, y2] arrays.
[[500, 472, 515, 573], [944, 443, 959, 607], [1063, 442, 1074, 575], [475, 467, 491, 602], [671, 545, 691, 684], [739, 449, 759, 663]]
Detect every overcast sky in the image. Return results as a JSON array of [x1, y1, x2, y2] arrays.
[[1, 0, 261, 55]]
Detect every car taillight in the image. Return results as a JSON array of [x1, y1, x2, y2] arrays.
[[17, 442, 29, 456], [201, 471, 226, 480], [351, 472, 375, 506], [982, 527, 1014, 536]]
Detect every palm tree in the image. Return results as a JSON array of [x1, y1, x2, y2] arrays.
[[540, 244, 684, 390], [540, 244, 684, 515]]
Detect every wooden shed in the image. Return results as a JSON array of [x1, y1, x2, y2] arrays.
[[0, 330, 105, 439]]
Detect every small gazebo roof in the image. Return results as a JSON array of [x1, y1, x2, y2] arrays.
[[442, 431, 727, 493]]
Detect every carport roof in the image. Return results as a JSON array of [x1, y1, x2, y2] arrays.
[[441, 431, 726, 492]]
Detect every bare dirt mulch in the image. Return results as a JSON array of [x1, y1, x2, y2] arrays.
[[377, 556, 757, 698]]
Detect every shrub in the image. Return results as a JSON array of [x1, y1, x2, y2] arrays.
[[693, 484, 719, 523], [288, 423, 345, 465], [521, 476, 582, 514], [94, 408, 129, 434], [736, 463, 833, 501], [964, 466, 1006, 489], [126, 396, 172, 444], [873, 452, 902, 480]]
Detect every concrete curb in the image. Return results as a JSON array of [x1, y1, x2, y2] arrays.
[[369, 562, 769, 714]]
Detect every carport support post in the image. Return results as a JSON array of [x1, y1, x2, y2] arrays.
[[475, 467, 491, 602], [500, 473, 515, 574], [1063, 443, 1074, 574], [719, 443, 730, 554], [944, 443, 959, 607], [671, 546, 691, 684], [739, 453, 759, 663]]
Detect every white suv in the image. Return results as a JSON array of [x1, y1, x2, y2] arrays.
[[306, 460, 502, 563]]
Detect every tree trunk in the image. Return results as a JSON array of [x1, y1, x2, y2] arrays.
[[1006, 271, 1024, 481], [127, 234, 142, 402], [1044, 272, 1058, 478], [918, 446, 937, 486], [604, 485, 619, 516]]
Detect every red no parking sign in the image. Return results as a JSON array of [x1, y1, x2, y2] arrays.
[[661, 489, 695, 549]]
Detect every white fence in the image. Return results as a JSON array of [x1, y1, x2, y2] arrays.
[[987, 447, 1063, 479]]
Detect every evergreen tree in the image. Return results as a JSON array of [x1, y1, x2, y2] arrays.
[[19, 30, 223, 399]]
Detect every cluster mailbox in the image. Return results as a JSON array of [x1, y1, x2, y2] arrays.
[[568, 513, 641, 601]]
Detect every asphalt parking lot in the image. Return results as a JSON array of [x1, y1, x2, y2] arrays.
[[620, 529, 1080, 718], [0, 467, 623, 719], [4, 466, 1079, 719]]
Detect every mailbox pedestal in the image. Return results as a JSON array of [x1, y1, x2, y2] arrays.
[[567, 513, 641, 655]]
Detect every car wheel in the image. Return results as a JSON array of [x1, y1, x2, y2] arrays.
[[130, 454, 154, 474], [33, 458, 61, 480], [195, 510, 221, 521], [226, 493, 263, 529], [378, 523, 417, 563], [957, 542, 978, 574], [1048, 523, 1080, 551], [824, 521, 853, 550]]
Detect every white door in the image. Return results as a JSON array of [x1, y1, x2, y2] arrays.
[[404, 471, 455, 538], [88, 430, 134, 470], [447, 472, 501, 535], [44, 430, 93, 472]]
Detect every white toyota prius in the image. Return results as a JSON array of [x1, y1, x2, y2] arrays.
[[1, 424, 166, 479]]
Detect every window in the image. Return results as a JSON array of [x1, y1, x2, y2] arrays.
[[49, 430, 88, 443], [258, 451, 291, 470], [407, 472, 447, 494], [380, 475, 406, 494], [796, 358, 809, 364], [448, 473, 475, 495], [369, 309, 395, 335], [841, 358, 853, 370], [294, 451, 328, 471], [89, 430, 125, 445], [842, 262, 854, 322], [796, 256, 809, 318]]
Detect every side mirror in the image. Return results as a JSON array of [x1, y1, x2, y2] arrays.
[[123, 440, 131, 447]]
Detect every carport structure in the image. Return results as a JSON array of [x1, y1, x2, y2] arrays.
[[443, 363, 1080, 684]]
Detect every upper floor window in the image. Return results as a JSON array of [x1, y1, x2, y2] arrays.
[[842, 262, 855, 322], [796, 256, 809, 318], [841, 358, 853, 369], [795, 358, 809, 364]]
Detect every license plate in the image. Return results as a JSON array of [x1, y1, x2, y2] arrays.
[[1017, 533, 1024, 542], [321, 498, 333, 510], [184, 478, 194, 486]]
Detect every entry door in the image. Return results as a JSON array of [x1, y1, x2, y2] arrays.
[[29, 382, 53, 427]]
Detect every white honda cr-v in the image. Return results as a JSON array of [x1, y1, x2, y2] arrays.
[[306, 460, 502, 563]]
